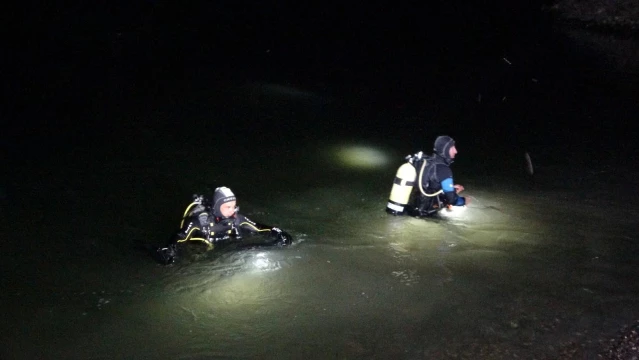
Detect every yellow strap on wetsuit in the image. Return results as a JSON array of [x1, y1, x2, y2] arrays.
[[176, 226, 213, 250], [238, 221, 271, 233]]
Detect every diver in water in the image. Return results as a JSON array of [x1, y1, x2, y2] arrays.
[[156, 186, 293, 265], [386, 135, 468, 216]]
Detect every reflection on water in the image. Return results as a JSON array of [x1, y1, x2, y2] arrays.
[[5, 71, 639, 360], [5, 138, 639, 359]]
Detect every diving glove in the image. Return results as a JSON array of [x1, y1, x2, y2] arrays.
[[270, 227, 293, 246], [201, 225, 211, 239], [156, 245, 176, 265]]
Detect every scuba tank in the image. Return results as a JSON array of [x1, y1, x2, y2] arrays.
[[386, 151, 424, 215], [180, 194, 206, 228], [386, 151, 445, 216]]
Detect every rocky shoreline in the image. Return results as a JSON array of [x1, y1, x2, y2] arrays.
[[598, 320, 639, 359], [544, 0, 639, 76], [552, 320, 639, 359], [545, 0, 639, 33]]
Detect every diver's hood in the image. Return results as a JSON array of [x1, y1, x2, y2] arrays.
[[212, 186, 236, 217], [433, 135, 455, 165]]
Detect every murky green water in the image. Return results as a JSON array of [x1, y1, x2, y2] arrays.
[[3, 91, 638, 359]]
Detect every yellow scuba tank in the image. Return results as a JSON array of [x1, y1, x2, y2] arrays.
[[386, 152, 423, 215], [387, 151, 447, 216]]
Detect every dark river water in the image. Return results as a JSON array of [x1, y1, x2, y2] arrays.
[[3, 4, 639, 359]]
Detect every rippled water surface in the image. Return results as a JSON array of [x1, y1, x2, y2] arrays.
[[3, 112, 638, 359], [4, 12, 639, 356]]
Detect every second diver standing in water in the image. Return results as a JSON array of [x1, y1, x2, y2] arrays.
[[156, 186, 293, 264], [386, 135, 468, 216]]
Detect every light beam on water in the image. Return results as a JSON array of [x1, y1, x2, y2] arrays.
[[329, 143, 393, 169]]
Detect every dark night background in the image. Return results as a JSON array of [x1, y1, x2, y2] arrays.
[[6, 1, 637, 163], [4, 2, 639, 247], [4, 0, 639, 261]]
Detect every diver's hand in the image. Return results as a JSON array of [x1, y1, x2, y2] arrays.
[[230, 222, 240, 238], [271, 227, 293, 245], [454, 184, 465, 193], [201, 225, 211, 240]]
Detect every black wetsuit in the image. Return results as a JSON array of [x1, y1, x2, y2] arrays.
[[413, 154, 466, 215], [155, 197, 292, 264], [173, 202, 276, 246]]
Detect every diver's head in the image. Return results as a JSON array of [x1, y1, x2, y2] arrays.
[[213, 186, 237, 218], [434, 135, 457, 162]]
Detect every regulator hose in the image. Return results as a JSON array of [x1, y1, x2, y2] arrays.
[[417, 158, 443, 197]]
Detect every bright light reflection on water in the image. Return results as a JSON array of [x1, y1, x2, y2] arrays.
[[6, 97, 639, 359], [8, 152, 639, 359], [330, 143, 392, 169]]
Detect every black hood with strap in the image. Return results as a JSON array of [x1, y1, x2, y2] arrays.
[[212, 186, 236, 218], [433, 135, 455, 165]]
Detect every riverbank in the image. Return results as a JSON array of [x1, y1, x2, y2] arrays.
[[546, 0, 639, 75]]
